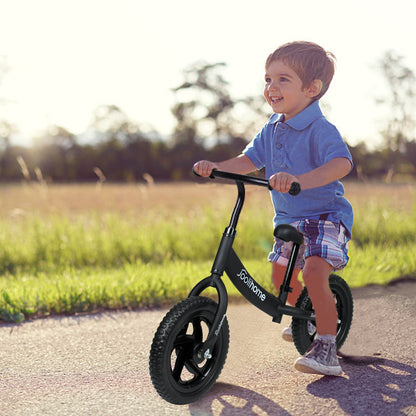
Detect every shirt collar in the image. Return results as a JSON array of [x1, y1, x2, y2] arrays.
[[268, 100, 323, 130]]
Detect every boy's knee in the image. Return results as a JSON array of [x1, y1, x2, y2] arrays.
[[303, 256, 332, 284]]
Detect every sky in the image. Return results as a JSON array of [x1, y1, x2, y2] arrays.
[[1, 0, 415, 148]]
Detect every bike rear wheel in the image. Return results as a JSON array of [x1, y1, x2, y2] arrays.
[[149, 296, 229, 404], [292, 274, 353, 355]]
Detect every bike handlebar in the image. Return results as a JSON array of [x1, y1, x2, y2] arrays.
[[192, 168, 301, 196]]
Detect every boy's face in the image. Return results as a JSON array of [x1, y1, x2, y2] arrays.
[[264, 59, 315, 121]]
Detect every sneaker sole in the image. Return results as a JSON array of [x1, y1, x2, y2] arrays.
[[294, 358, 343, 376], [282, 333, 293, 342]]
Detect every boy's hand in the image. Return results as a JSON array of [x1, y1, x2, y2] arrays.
[[269, 172, 299, 193], [193, 160, 218, 177]]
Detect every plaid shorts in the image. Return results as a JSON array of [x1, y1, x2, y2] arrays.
[[268, 219, 350, 271]]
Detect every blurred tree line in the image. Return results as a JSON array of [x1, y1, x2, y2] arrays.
[[0, 52, 415, 183]]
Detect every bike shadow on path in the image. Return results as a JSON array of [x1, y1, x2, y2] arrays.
[[188, 356, 416, 416], [307, 354, 416, 416], [189, 382, 292, 416]]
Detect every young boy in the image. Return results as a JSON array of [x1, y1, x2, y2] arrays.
[[193, 41, 353, 376]]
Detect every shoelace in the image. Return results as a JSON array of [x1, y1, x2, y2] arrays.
[[307, 339, 332, 362]]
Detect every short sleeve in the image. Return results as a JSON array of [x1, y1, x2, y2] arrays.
[[243, 127, 267, 169], [314, 122, 353, 169]]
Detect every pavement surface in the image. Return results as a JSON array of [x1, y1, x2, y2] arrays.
[[0, 279, 415, 416]]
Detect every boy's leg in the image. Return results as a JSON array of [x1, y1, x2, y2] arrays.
[[271, 262, 302, 306], [294, 255, 342, 375], [301, 256, 336, 335]]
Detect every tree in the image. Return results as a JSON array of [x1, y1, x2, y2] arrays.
[[32, 126, 78, 180], [90, 105, 134, 136], [172, 61, 269, 147], [172, 62, 232, 144], [377, 51, 416, 150], [170, 61, 270, 178]]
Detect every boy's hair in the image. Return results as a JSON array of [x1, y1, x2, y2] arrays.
[[266, 41, 336, 100]]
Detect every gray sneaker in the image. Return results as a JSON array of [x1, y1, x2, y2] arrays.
[[294, 338, 342, 376], [282, 325, 294, 342]]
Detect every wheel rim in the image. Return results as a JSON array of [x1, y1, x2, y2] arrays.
[[292, 276, 352, 355], [168, 312, 219, 393]]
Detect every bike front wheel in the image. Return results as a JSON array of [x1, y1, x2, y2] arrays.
[[149, 296, 229, 405], [292, 274, 353, 355]]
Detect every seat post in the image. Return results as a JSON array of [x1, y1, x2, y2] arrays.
[[278, 242, 301, 305]]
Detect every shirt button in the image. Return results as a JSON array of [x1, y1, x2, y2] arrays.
[[276, 143, 282, 149]]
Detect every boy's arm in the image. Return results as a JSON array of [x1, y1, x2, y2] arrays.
[[193, 155, 257, 177], [270, 157, 352, 193]]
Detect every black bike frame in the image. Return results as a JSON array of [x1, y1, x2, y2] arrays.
[[188, 171, 315, 359]]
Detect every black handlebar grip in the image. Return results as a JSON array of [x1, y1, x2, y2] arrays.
[[209, 168, 217, 179], [289, 182, 301, 196]]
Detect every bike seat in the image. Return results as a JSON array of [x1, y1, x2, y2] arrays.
[[274, 224, 303, 245]]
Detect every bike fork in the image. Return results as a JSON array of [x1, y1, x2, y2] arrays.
[[188, 272, 228, 361], [187, 226, 235, 361]]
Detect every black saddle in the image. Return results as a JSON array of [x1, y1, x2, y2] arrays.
[[274, 224, 303, 245]]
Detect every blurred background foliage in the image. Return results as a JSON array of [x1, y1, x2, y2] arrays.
[[0, 51, 415, 183]]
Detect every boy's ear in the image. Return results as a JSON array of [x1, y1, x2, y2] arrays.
[[306, 79, 323, 98]]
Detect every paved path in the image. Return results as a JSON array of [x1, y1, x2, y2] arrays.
[[0, 280, 415, 416]]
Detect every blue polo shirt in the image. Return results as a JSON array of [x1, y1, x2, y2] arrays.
[[243, 101, 353, 236]]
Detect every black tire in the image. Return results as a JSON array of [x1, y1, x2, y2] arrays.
[[149, 296, 229, 405], [292, 274, 353, 355]]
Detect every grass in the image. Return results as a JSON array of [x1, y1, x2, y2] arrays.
[[0, 181, 415, 322]]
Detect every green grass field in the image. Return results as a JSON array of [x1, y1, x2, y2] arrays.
[[0, 181, 415, 322]]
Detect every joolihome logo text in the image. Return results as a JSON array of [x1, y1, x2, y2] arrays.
[[237, 269, 266, 302]]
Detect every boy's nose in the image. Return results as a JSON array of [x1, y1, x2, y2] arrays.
[[268, 79, 279, 88], [268, 82, 278, 91]]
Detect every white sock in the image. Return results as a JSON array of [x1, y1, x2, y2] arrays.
[[316, 333, 336, 343]]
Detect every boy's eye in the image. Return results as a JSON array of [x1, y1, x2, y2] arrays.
[[280, 77, 289, 82], [265, 77, 271, 83]]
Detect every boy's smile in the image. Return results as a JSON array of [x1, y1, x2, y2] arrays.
[[264, 60, 316, 121]]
